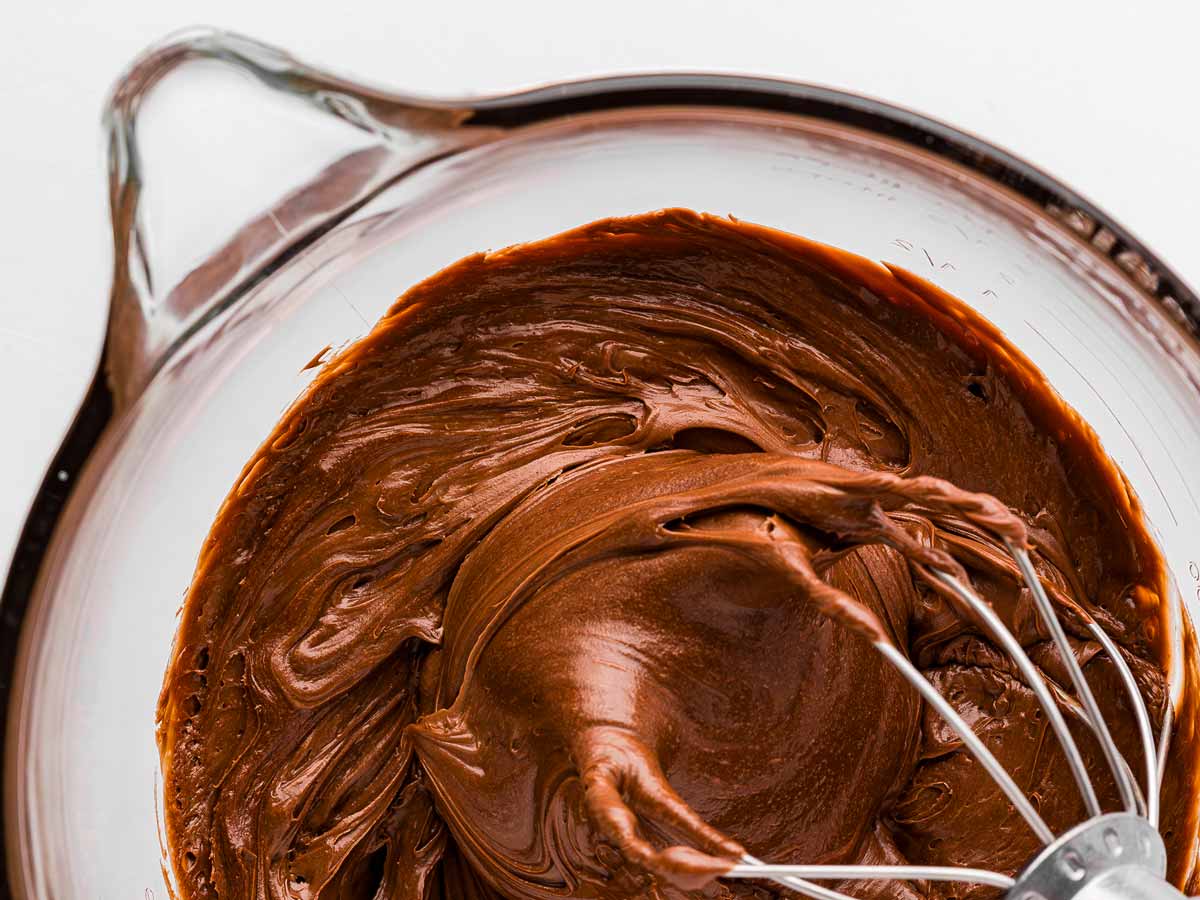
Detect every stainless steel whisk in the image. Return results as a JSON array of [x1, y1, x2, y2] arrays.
[[722, 540, 1184, 900]]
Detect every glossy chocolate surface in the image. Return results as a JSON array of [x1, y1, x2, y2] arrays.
[[159, 210, 1196, 899]]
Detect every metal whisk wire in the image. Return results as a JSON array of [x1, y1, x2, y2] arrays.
[[1009, 543, 1141, 816], [930, 565, 1101, 819], [724, 538, 1165, 900]]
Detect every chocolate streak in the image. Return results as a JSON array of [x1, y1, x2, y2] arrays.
[[158, 210, 1198, 900]]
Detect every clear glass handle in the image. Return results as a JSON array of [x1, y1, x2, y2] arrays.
[[102, 26, 501, 409]]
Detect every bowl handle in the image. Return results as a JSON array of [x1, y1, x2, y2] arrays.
[[102, 27, 500, 410]]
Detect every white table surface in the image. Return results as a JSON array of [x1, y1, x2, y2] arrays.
[[2, 0, 1199, 576]]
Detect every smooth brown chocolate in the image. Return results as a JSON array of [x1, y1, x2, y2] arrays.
[[158, 210, 1199, 900]]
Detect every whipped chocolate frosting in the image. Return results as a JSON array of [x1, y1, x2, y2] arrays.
[[158, 210, 1199, 900]]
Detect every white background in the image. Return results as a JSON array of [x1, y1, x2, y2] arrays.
[[2, 0, 1199, 575]]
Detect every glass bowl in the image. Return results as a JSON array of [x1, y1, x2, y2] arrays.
[[4, 27, 1199, 900]]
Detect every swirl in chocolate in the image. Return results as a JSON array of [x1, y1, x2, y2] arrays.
[[158, 210, 1199, 900]]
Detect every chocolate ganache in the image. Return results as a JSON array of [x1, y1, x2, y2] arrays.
[[158, 209, 1200, 900]]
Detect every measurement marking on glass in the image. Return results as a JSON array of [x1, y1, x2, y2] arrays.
[[269, 211, 370, 328], [1026, 320, 1179, 527], [1044, 305, 1200, 517]]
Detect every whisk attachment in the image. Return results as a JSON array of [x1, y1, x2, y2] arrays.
[[725, 530, 1179, 900], [730, 814, 1173, 900]]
